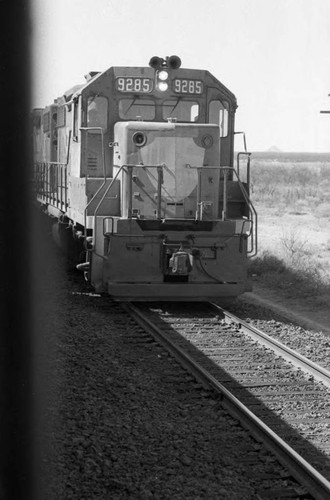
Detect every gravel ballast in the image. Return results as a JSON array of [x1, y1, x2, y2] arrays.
[[31, 214, 308, 499]]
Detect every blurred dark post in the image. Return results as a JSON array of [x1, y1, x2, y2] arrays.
[[0, 1, 34, 499]]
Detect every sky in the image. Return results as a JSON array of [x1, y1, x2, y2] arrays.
[[31, 0, 330, 152]]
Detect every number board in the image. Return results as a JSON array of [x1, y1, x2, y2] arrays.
[[116, 77, 153, 93], [173, 79, 203, 94]]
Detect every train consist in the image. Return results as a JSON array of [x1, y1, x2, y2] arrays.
[[32, 55, 257, 301]]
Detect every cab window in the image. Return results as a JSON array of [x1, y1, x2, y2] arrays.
[[119, 98, 155, 120], [87, 95, 108, 130], [208, 100, 229, 137], [43, 111, 50, 132], [162, 100, 199, 122]]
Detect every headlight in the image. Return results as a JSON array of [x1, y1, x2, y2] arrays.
[[132, 131, 147, 147], [158, 82, 168, 92], [158, 70, 168, 81]]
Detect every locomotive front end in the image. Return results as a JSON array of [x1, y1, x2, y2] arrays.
[[33, 55, 257, 302]]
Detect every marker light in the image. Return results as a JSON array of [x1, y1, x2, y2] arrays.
[[158, 70, 168, 81], [158, 82, 168, 92]]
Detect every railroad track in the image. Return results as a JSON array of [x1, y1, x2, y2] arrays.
[[124, 301, 330, 500]]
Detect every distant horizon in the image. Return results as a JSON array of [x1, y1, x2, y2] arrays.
[[236, 150, 330, 155], [250, 150, 330, 153]]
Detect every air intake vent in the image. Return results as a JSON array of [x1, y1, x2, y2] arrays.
[[88, 156, 98, 170]]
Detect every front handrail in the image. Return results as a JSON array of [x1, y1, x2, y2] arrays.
[[92, 163, 165, 236], [84, 164, 125, 240], [88, 163, 165, 256], [186, 164, 257, 256], [124, 164, 164, 219], [86, 163, 166, 233], [90, 162, 257, 257]]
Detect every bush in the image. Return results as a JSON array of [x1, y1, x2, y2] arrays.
[[248, 158, 330, 309], [249, 251, 286, 276], [248, 249, 330, 306], [315, 203, 330, 218], [250, 161, 330, 209]]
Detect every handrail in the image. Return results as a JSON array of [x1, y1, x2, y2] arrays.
[[84, 164, 125, 241], [185, 164, 257, 256], [231, 167, 257, 256], [81, 126, 108, 238], [91, 163, 165, 232], [123, 164, 165, 220], [89, 162, 257, 257], [66, 129, 72, 166], [88, 163, 165, 257]]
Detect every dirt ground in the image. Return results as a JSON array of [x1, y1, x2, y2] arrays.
[[247, 202, 330, 336], [256, 205, 330, 273], [242, 283, 330, 337]]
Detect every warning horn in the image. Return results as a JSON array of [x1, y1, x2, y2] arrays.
[[149, 56, 164, 69], [167, 55, 182, 69]]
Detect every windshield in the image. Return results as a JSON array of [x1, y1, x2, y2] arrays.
[[119, 98, 155, 120], [87, 95, 108, 130], [162, 100, 199, 122]]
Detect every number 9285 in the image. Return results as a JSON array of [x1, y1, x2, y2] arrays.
[[116, 77, 153, 93], [173, 79, 203, 94]]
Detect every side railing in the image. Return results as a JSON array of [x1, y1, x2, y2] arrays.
[[34, 161, 68, 211], [34, 130, 71, 211]]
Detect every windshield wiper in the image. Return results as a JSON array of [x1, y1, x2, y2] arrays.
[[124, 97, 137, 116], [169, 97, 181, 115]]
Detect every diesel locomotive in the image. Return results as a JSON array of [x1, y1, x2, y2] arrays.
[[32, 55, 257, 301]]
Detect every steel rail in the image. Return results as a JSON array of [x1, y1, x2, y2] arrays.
[[211, 304, 330, 389], [124, 303, 330, 500]]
